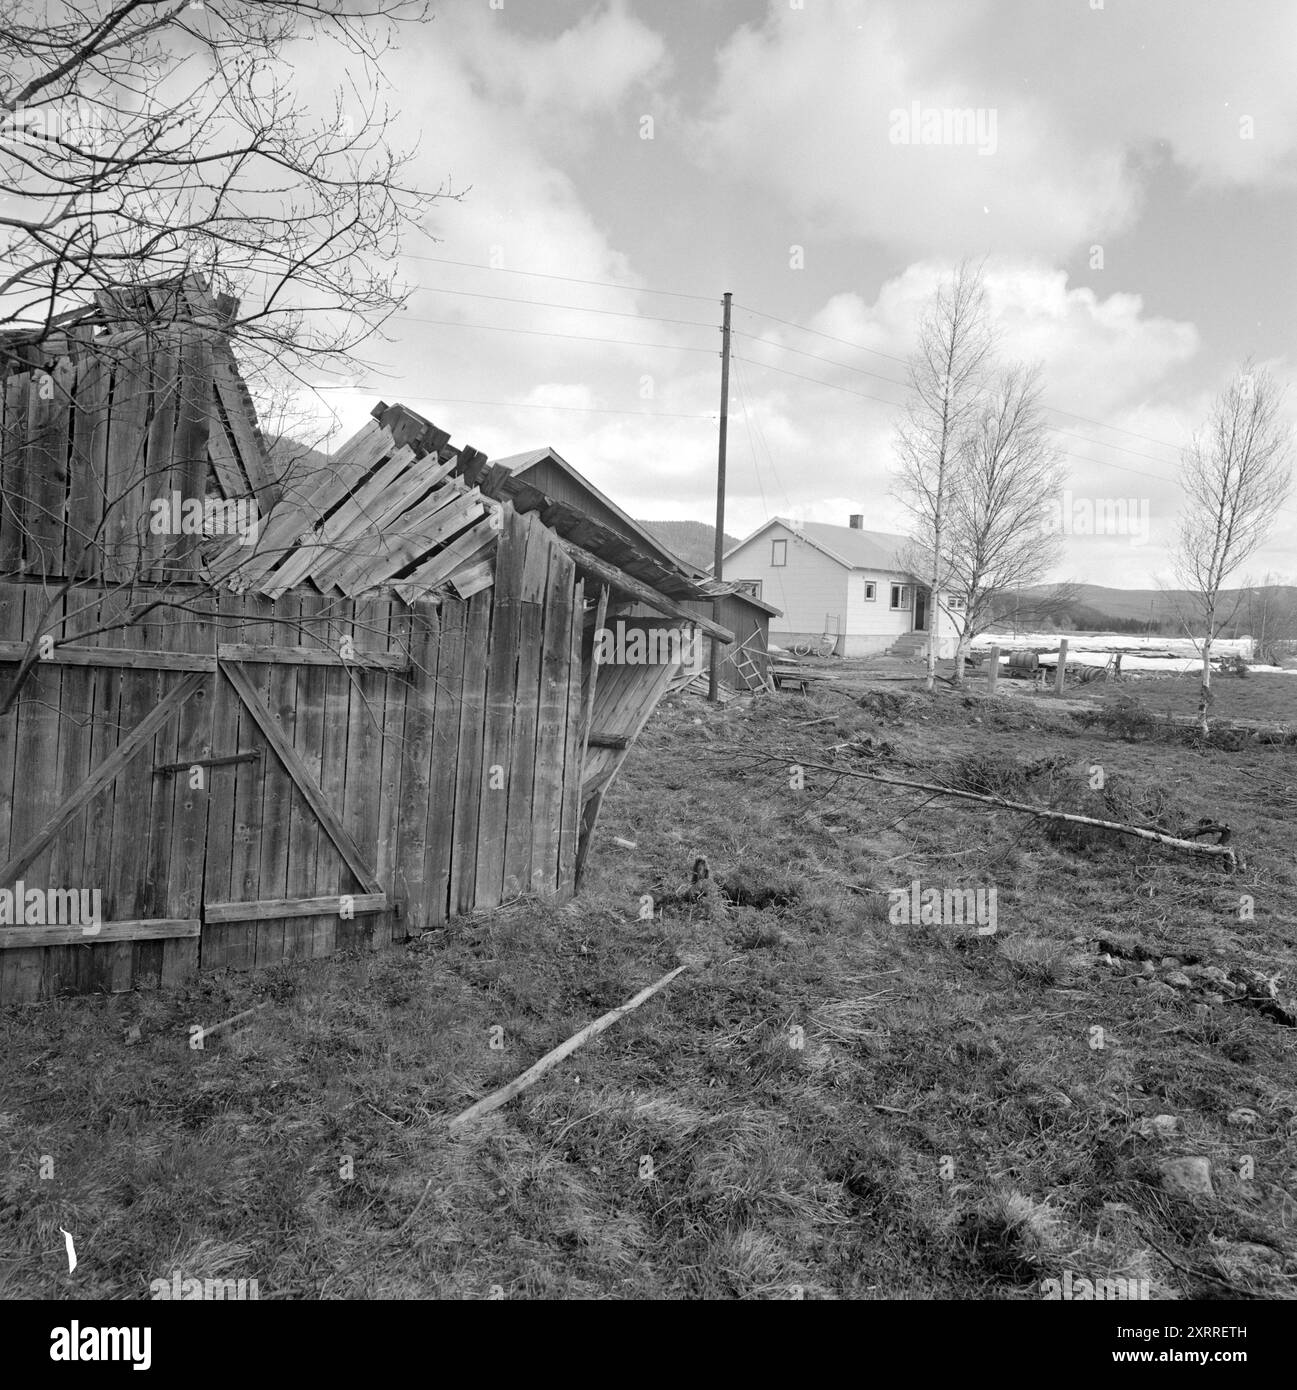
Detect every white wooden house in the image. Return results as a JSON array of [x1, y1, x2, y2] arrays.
[[721, 515, 964, 658]]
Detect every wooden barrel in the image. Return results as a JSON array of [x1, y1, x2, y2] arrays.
[[1007, 650, 1039, 674]]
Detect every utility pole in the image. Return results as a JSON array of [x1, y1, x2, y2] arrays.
[[708, 290, 732, 703]]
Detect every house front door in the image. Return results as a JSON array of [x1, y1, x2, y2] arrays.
[[913, 589, 928, 632]]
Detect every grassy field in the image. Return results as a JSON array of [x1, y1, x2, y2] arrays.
[[1097, 672, 1297, 726], [2, 677, 1296, 1300]]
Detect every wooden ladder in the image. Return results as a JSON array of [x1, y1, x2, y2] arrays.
[[732, 647, 774, 695]]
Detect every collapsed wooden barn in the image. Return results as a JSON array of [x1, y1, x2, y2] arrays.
[[0, 278, 732, 1003]]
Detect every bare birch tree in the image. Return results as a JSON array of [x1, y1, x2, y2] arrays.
[[892, 261, 994, 692], [945, 363, 1066, 685], [0, 0, 447, 377], [1172, 363, 1292, 734]]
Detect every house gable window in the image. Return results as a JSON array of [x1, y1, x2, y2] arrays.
[[862, 580, 876, 601], [889, 584, 910, 610], [771, 539, 787, 567]]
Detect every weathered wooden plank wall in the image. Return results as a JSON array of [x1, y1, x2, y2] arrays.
[[0, 512, 586, 1002], [0, 324, 267, 589]]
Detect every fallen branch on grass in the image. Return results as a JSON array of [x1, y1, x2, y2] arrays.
[[191, 1001, 270, 1045], [448, 964, 690, 1130], [723, 750, 1240, 871]]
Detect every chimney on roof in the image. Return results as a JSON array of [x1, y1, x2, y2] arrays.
[[849, 514, 863, 530]]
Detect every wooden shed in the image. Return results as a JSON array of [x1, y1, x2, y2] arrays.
[[0, 278, 731, 1002], [495, 447, 778, 693]]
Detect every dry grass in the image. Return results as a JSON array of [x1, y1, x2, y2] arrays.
[[2, 678, 1296, 1300]]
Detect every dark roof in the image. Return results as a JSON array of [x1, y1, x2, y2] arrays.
[[497, 446, 779, 615], [495, 446, 702, 577]]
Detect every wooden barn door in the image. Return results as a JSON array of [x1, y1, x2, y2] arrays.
[[198, 650, 388, 969], [0, 588, 215, 1000]]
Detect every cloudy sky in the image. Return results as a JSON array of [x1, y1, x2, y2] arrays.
[[294, 0, 1297, 588]]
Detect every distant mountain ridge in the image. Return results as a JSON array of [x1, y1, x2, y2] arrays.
[[1022, 582, 1297, 624], [636, 519, 738, 571]]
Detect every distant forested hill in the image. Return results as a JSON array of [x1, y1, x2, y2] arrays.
[[636, 519, 738, 571]]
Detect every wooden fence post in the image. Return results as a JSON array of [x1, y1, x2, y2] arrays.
[[987, 645, 999, 695], [1054, 638, 1068, 695]]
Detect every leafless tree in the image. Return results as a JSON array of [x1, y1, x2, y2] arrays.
[[1172, 364, 1293, 733], [939, 364, 1065, 683], [892, 261, 994, 692], [0, 0, 449, 382], [1239, 573, 1297, 664]]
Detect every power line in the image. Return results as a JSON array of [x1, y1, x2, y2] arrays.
[[734, 300, 1188, 457], [732, 351, 911, 409], [734, 352, 1183, 486], [307, 386, 715, 421], [1036, 403, 1183, 452], [404, 283, 715, 331], [737, 350, 1186, 470], [734, 301, 910, 367], [401, 247, 717, 304], [380, 313, 716, 354], [312, 287, 1212, 482], [732, 330, 912, 388], [391, 285, 1190, 465]]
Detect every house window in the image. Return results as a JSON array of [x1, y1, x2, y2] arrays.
[[771, 539, 787, 567], [862, 580, 876, 602], [736, 579, 762, 600], [947, 595, 967, 612], [890, 584, 910, 610]]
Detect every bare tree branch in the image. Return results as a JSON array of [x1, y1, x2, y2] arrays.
[[1170, 363, 1292, 733]]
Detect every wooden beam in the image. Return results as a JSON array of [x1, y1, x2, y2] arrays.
[[0, 918, 199, 949], [217, 659, 384, 895], [216, 643, 409, 671], [572, 787, 607, 890], [203, 892, 387, 924], [580, 584, 609, 764], [0, 641, 215, 671], [154, 749, 260, 775], [585, 733, 629, 749], [553, 538, 734, 644], [449, 963, 690, 1129], [0, 672, 206, 884], [733, 752, 1242, 871]]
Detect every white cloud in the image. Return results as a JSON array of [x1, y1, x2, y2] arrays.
[[455, 1, 666, 122], [690, 0, 1297, 257]]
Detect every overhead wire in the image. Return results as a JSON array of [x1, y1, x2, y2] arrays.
[[732, 352, 1189, 486], [400, 246, 718, 304], [375, 312, 716, 354], [734, 300, 1189, 457], [302, 276, 1282, 507], [382, 271, 1213, 466], [306, 385, 715, 421], [402, 283, 715, 330]]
